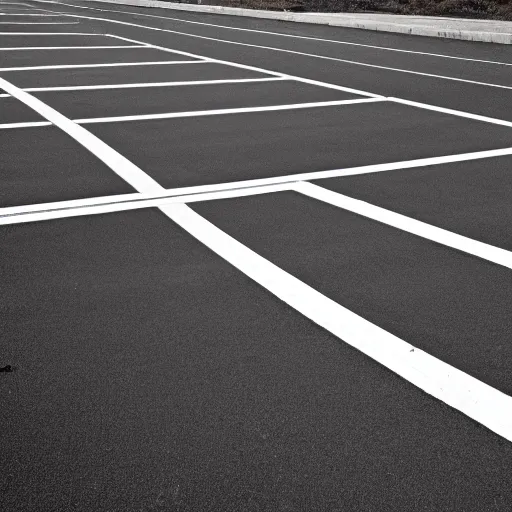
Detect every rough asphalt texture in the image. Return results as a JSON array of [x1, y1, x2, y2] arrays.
[[1, 1, 512, 510]]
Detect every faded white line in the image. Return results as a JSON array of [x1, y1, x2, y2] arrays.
[[0, 59, 206, 71], [53, 12, 512, 91], [294, 181, 512, 270], [0, 44, 145, 49], [75, 98, 384, 124], [0, 31, 107, 34], [0, 75, 163, 192], [41, 0, 512, 67]]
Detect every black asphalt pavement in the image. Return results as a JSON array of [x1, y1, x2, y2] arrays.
[[1, 1, 512, 510]]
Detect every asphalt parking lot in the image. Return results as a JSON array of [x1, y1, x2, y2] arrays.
[[1, 1, 512, 510]]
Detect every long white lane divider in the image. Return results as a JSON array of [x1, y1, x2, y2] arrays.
[[2, 75, 512, 442]]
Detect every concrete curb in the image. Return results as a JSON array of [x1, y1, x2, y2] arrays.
[[80, 0, 512, 44]]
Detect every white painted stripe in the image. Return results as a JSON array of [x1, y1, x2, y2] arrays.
[[0, 75, 163, 192], [45, 0, 512, 67], [0, 76, 287, 93], [0, 59, 206, 71], [0, 21, 79, 24], [75, 98, 384, 124], [0, 121, 52, 128], [0, 183, 291, 224], [389, 97, 512, 129], [0, 13, 66, 15], [56, 12, 512, 91], [0, 44, 145, 49], [3, 146, 512, 221], [0, 31, 107, 34], [3, 70, 512, 440], [294, 182, 512, 270]]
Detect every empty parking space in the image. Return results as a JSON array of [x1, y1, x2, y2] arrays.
[[0, 126, 134, 207], [0, 33, 130, 47], [316, 155, 512, 252], [3, 209, 512, 511], [0, 94, 44, 122], [192, 191, 512, 394], [27, 79, 362, 119], [87, 102, 512, 189], [0, 22, 80, 31]]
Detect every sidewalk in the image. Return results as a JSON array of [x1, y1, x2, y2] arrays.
[[87, 0, 512, 44]]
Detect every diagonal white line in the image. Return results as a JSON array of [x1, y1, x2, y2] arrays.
[[293, 182, 512, 270]]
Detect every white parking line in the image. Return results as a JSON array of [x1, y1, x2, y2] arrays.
[[0, 21, 79, 24], [3, 147, 512, 224], [0, 13, 66, 15], [0, 183, 292, 224], [294, 182, 512, 270], [11, 76, 287, 92], [75, 98, 384, 124], [40, 0, 512, 67], [2, 73, 512, 443], [0, 121, 52, 128], [54, 11, 512, 91], [0, 31, 106, 34], [0, 59, 206, 71], [0, 98, 383, 127], [0, 44, 144, 49], [0, 77, 286, 96]]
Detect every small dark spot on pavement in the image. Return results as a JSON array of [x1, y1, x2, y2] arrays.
[[0, 364, 14, 373]]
